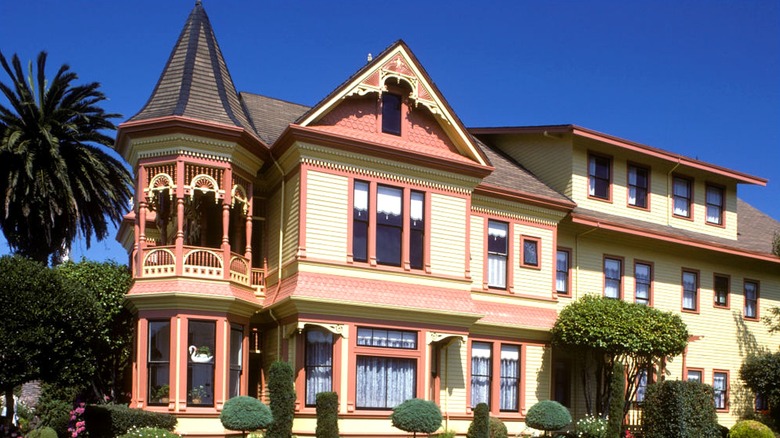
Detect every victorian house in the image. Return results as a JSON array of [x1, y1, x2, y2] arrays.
[[115, 3, 780, 436]]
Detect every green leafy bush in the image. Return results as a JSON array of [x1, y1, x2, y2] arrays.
[[433, 430, 457, 438], [730, 420, 774, 438], [315, 391, 339, 438], [642, 380, 720, 438], [84, 404, 177, 438], [35, 384, 78, 438], [26, 427, 58, 438], [575, 415, 607, 438], [390, 398, 443, 436], [526, 400, 572, 432], [116, 426, 181, 438], [220, 396, 273, 437], [741, 351, 780, 426], [266, 361, 295, 438], [489, 416, 508, 438], [607, 362, 625, 438], [467, 403, 490, 438]]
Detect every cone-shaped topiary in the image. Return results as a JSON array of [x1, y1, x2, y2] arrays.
[[607, 362, 626, 438], [390, 398, 442, 437], [220, 396, 272, 438], [489, 417, 508, 438], [525, 400, 572, 435], [730, 420, 774, 438], [315, 392, 339, 438], [466, 403, 490, 438], [266, 361, 295, 438]]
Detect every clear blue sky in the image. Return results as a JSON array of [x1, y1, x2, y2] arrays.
[[1, 0, 778, 263]]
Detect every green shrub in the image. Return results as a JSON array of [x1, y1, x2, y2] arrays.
[[390, 398, 442, 436], [220, 396, 273, 437], [607, 362, 625, 438], [575, 415, 607, 438], [730, 420, 775, 438], [526, 400, 572, 432], [266, 361, 295, 438], [315, 392, 339, 438], [433, 430, 457, 438], [489, 416, 508, 438], [467, 403, 490, 438], [35, 385, 76, 438], [116, 426, 181, 438], [26, 426, 58, 438], [84, 404, 177, 438], [642, 380, 720, 438]]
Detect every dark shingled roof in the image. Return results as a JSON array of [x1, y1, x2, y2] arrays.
[[737, 198, 780, 255], [129, 2, 254, 132], [240, 93, 310, 144]]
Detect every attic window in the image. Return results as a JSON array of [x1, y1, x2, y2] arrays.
[[381, 93, 402, 135]]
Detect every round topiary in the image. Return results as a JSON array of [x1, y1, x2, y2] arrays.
[[27, 427, 58, 438], [730, 420, 774, 438], [390, 398, 443, 437], [467, 403, 490, 438], [489, 416, 508, 438], [525, 400, 572, 432], [220, 396, 273, 437]]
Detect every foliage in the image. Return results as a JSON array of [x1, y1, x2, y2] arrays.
[[315, 392, 339, 438], [67, 401, 87, 438], [35, 384, 80, 437], [525, 400, 572, 433], [220, 396, 273, 437], [575, 415, 607, 438], [84, 404, 177, 438], [730, 420, 775, 438], [266, 361, 295, 438], [772, 231, 780, 257], [116, 426, 182, 438], [433, 430, 457, 438], [467, 403, 490, 438], [57, 259, 134, 401], [607, 362, 625, 438], [488, 417, 508, 438], [740, 352, 780, 426], [763, 307, 780, 335], [0, 50, 131, 264], [390, 398, 442, 436], [551, 295, 688, 416], [25, 426, 58, 438], [642, 380, 720, 438]]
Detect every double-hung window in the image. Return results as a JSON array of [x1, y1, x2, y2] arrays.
[[604, 257, 622, 299], [471, 342, 521, 412], [148, 320, 171, 405], [628, 165, 649, 209], [228, 324, 243, 399], [682, 270, 699, 311], [706, 184, 724, 225], [673, 176, 692, 218], [487, 220, 508, 289], [713, 371, 728, 410], [499, 345, 520, 411], [471, 342, 492, 408], [556, 249, 570, 295], [714, 274, 729, 308], [353, 181, 369, 262], [356, 327, 417, 409], [409, 191, 425, 270], [376, 185, 403, 266], [588, 154, 611, 200], [634, 262, 652, 305], [305, 328, 334, 406], [187, 320, 216, 406], [744, 280, 759, 320], [636, 368, 650, 403]]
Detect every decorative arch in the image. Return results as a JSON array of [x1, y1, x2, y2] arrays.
[[145, 173, 176, 203], [188, 174, 222, 202], [231, 184, 249, 215]]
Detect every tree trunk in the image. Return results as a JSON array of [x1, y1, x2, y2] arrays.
[[3, 389, 14, 427]]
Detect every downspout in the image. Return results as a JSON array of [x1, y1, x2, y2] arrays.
[[666, 159, 681, 226]]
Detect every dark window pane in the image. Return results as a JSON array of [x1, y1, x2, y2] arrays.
[[523, 240, 538, 266], [382, 93, 402, 135]]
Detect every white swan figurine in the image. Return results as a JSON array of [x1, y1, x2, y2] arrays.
[[189, 345, 213, 363]]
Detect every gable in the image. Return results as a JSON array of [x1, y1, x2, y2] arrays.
[[297, 41, 489, 168]]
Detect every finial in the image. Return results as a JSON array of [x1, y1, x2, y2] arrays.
[[196, 0, 202, 6], [367, 53, 373, 63]]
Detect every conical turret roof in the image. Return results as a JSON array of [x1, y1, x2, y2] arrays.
[[129, 1, 254, 132]]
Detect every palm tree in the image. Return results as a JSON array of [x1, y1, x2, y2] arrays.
[[0, 51, 132, 263]]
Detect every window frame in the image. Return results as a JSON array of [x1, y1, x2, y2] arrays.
[[409, 190, 425, 270], [744, 279, 760, 321], [304, 327, 334, 407], [468, 340, 524, 415], [627, 163, 650, 210], [520, 236, 541, 269], [633, 260, 653, 306], [555, 248, 572, 297], [352, 180, 370, 263], [603, 256, 624, 300], [147, 319, 171, 406], [681, 269, 700, 313], [587, 153, 613, 201], [228, 324, 244, 400], [672, 175, 694, 220], [187, 319, 216, 407], [713, 274, 730, 309], [686, 367, 704, 382], [487, 219, 510, 290], [470, 341, 492, 409], [705, 183, 725, 226], [381, 92, 403, 136], [713, 370, 729, 412], [375, 184, 403, 267]]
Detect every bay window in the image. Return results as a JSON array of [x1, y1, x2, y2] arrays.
[[305, 328, 333, 406], [487, 220, 508, 289], [148, 320, 171, 405], [355, 327, 417, 409], [187, 320, 215, 406]]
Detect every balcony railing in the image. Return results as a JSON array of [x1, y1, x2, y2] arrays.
[[140, 245, 265, 294]]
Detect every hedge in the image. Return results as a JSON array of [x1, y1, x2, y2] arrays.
[[84, 404, 177, 438]]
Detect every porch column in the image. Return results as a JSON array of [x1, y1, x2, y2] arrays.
[[222, 167, 232, 280], [175, 159, 186, 276]]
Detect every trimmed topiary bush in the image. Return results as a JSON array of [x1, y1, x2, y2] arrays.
[[730, 420, 774, 438], [220, 396, 273, 437], [489, 417, 508, 438], [315, 392, 339, 438], [642, 380, 720, 438], [116, 426, 181, 438], [607, 362, 625, 438], [467, 403, 490, 438], [526, 400, 572, 434], [266, 361, 295, 438], [390, 398, 443, 437], [84, 404, 177, 438], [26, 427, 58, 438]]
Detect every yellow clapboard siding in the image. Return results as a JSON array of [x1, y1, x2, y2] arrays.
[[470, 215, 485, 289], [304, 170, 349, 262], [429, 193, 468, 277]]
